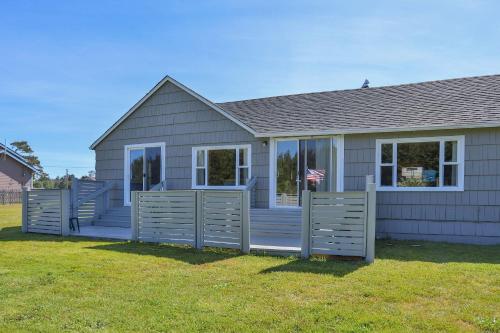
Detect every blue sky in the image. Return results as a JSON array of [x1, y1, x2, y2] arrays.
[[1, 0, 500, 177]]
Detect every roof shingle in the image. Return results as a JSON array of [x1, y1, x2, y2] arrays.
[[216, 74, 500, 136]]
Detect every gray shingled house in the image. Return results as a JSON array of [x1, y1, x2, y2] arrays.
[[90, 74, 500, 245]]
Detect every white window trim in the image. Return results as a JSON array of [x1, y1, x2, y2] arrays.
[[123, 142, 166, 206], [191, 144, 252, 190], [375, 135, 465, 192]]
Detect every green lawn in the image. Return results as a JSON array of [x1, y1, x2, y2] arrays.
[[0, 204, 499, 332]]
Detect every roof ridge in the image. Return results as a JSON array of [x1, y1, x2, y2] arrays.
[[216, 73, 500, 105]]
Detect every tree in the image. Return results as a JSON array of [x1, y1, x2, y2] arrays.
[[10, 140, 43, 171]]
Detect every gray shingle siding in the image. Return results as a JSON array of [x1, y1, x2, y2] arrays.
[[94, 82, 269, 208], [344, 128, 500, 244]]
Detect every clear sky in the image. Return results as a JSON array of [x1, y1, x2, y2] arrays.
[[1, 0, 500, 177]]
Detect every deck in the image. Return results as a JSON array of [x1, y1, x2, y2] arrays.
[[71, 207, 302, 253]]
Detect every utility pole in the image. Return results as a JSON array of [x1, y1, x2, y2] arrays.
[[65, 169, 69, 189]]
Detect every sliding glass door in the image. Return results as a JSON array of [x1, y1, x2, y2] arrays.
[[275, 138, 337, 207], [124, 143, 165, 205], [276, 140, 299, 207]]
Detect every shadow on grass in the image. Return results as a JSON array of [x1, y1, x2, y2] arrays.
[[375, 240, 500, 264], [3, 225, 499, 266], [87, 242, 241, 265], [260, 256, 367, 276]]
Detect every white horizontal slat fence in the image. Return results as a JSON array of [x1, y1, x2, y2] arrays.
[[22, 189, 70, 235], [131, 190, 250, 253], [302, 175, 376, 263]]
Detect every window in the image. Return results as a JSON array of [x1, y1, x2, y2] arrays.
[[192, 145, 251, 188], [375, 136, 464, 191]]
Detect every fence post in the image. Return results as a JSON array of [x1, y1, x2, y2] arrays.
[[241, 191, 250, 254], [71, 178, 79, 219], [195, 191, 203, 249], [21, 187, 29, 233], [301, 190, 311, 259], [61, 189, 71, 236], [131, 191, 138, 241], [365, 175, 376, 263]]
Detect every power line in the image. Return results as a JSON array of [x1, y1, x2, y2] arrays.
[[44, 165, 94, 168]]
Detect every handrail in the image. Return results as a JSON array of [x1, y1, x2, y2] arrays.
[[244, 177, 257, 191], [77, 181, 115, 206], [149, 180, 166, 191]]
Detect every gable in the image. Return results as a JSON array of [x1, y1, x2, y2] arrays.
[[90, 76, 256, 149]]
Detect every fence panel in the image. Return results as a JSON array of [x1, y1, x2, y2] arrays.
[[136, 191, 197, 245], [0, 191, 22, 204], [24, 189, 69, 235], [202, 191, 245, 250], [309, 191, 368, 257]]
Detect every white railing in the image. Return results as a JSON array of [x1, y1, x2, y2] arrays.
[[71, 179, 115, 225]]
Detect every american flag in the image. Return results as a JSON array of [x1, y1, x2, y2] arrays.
[[306, 168, 325, 183]]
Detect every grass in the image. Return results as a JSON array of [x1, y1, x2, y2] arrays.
[[0, 204, 499, 332]]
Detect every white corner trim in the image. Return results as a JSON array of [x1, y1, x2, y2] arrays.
[[374, 135, 465, 192], [90, 75, 257, 150]]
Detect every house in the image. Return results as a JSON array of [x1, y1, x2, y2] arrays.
[[0, 143, 37, 191], [90, 74, 500, 245]]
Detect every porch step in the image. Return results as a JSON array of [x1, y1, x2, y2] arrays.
[[93, 206, 131, 228]]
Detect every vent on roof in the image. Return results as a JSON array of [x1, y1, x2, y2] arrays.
[[361, 79, 370, 88]]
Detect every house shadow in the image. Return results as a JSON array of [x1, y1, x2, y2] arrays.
[[259, 256, 368, 277], [87, 242, 241, 265]]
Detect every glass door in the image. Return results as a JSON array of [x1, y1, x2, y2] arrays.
[[129, 149, 144, 194], [125, 144, 164, 205], [275, 140, 299, 207], [144, 147, 162, 190], [275, 138, 336, 207]]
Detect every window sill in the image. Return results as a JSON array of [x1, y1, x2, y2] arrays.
[[376, 186, 464, 192]]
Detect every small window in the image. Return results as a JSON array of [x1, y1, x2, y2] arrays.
[[192, 145, 251, 188], [376, 136, 464, 191]]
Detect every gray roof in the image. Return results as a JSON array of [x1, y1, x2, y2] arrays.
[[217, 74, 500, 136], [0, 143, 38, 172]]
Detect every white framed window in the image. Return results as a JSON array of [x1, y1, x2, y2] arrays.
[[191, 144, 251, 189], [375, 136, 464, 191]]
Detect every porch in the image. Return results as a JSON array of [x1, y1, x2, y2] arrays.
[[71, 206, 302, 252], [22, 178, 376, 261]]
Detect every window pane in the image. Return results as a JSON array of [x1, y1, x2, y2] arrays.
[[145, 147, 161, 190], [381, 144, 393, 164], [196, 150, 205, 167], [444, 141, 458, 162], [239, 167, 248, 185], [239, 148, 248, 166], [196, 168, 205, 186], [397, 142, 439, 187], [381, 166, 393, 186], [444, 165, 458, 186], [208, 149, 236, 186]]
